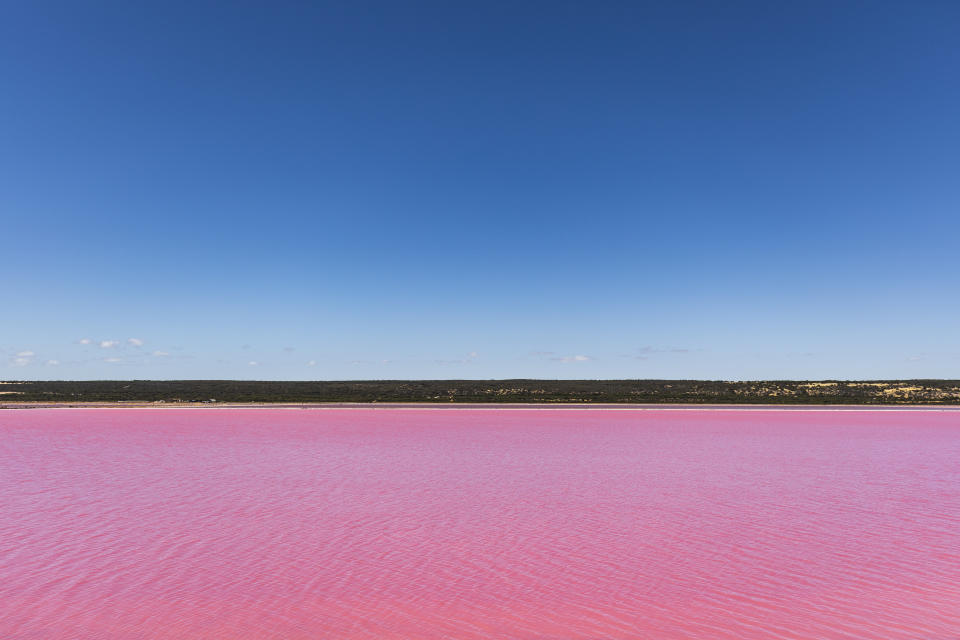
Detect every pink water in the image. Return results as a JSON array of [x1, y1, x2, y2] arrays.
[[2, 408, 960, 639]]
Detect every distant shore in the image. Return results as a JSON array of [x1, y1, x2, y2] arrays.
[[3, 379, 960, 406], [4, 402, 960, 411]]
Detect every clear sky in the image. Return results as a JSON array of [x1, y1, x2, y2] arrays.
[[3, 1, 958, 381]]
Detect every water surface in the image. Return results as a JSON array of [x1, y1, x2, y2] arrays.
[[2, 408, 959, 638]]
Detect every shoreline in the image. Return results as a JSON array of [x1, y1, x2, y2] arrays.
[[7, 381, 959, 406], [4, 401, 960, 411]]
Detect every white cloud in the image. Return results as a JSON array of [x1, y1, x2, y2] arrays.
[[307, 360, 317, 366], [12, 357, 30, 366], [79, 338, 92, 345], [551, 354, 593, 362], [127, 338, 144, 347], [152, 351, 169, 357], [100, 340, 119, 348], [468, 351, 478, 358], [248, 361, 258, 366], [46, 360, 60, 366], [17, 350, 34, 357], [104, 357, 122, 363]]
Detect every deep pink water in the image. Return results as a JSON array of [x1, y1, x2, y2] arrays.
[[2, 408, 960, 639]]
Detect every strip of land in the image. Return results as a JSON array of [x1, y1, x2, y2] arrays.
[[2, 379, 960, 406]]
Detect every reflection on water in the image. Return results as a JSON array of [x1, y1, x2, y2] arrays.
[[2, 408, 960, 639]]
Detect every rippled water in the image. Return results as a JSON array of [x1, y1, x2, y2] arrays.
[[2, 408, 960, 639]]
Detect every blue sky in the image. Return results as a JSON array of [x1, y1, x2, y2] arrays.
[[3, 1, 958, 380]]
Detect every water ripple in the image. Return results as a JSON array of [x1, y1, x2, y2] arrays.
[[2, 408, 959, 638]]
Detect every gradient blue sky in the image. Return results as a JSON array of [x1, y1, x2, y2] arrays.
[[3, 1, 958, 380]]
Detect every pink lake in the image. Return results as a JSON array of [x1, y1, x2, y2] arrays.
[[2, 407, 960, 639]]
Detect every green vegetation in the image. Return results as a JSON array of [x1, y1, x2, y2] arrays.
[[2, 379, 960, 404]]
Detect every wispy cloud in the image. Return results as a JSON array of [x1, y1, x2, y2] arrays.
[[100, 340, 119, 349], [79, 338, 92, 345], [638, 346, 691, 354], [307, 360, 317, 366], [46, 359, 60, 366], [10, 350, 35, 366], [127, 338, 144, 347], [531, 351, 592, 363], [434, 352, 479, 365], [621, 346, 696, 359], [104, 357, 123, 363], [248, 361, 258, 366], [152, 351, 169, 357], [550, 354, 593, 362]]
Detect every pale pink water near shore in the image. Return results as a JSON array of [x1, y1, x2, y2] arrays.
[[3, 408, 960, 639]]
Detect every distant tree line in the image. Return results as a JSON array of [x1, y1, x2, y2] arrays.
[[2, 379, 959, 404]]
